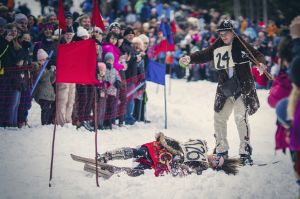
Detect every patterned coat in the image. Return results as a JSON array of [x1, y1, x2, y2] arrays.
[[190, 37, 266, 115]]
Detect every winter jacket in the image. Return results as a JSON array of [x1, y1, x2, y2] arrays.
[[105, 67, 121, 96], [268, 71, 292, 108], [120, 39, 138, 80], [190, 37, 266, 115], [102, 42, 124, 72], [0, 37, 24, 90], [33, 64, 56, 102]]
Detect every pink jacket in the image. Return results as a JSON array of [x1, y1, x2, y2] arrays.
[[102, 42, 124, 72]]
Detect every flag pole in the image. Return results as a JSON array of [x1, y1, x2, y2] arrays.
[[163, 19, 168, 129], [92, 0, 99, 186]]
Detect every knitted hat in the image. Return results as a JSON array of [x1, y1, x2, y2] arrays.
[[217, 20, 233, 32], [123, 27, 135, 37], [14, 13, 28, 22], [37, 49, 48, 61], [290, 16, 300, 39], [97, 62, 106, 70], [109, 22, 121, 30], [77, 26, 89, 38], [93, 26, 103, 34], [104, 52, 114, 62], [290, 57, 300, 88], [0, 17, 7, 27]]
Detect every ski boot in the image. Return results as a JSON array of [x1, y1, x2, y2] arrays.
[[213, 148, 229, 159], [97, 147, 134, 163], [239, 144, 253, 166]]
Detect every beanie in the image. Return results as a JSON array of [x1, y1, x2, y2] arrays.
[[97, 62, 106, 70], [14, 13, 28, 23], [104, 52, 114, 62], [37, 49, 48, 61], [123, 27, 134, 37], [77, 26, 89, 38]]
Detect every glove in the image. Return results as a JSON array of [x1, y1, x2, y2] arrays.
[[256, 63, 267, 76], [114, 80, 121, 89]]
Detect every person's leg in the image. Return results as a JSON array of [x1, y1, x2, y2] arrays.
[[97, 147, 134, 162], [214, 98, 234, 155], [8, 90, 21, 127], [65, 84, 76, 123], [56, 83, 68, 126], [233, 97, 252, 155]]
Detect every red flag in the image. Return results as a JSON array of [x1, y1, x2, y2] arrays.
[[171, 20, 176, 33], [57, 0, 67, 31], [154, 39, 175, 56], [91, 0, 105, 31], [56, 39, 98, 84]]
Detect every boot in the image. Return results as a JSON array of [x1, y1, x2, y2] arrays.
[[240, 144, 253, 166]]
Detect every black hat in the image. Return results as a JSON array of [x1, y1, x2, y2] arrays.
[[65, 11, 73, 19], [217, 20, 233, 32], [62, 26, 74, 34], [123, 27, 135, 37], [290, 57, 300, 87]]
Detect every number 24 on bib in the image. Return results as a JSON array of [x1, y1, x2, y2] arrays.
[[213, 45, 235, 70]]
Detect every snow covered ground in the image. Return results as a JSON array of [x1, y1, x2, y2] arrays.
[[0, 79, 298, 199]]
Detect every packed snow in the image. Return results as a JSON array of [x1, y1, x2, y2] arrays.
[[0, 79, 298, 199]]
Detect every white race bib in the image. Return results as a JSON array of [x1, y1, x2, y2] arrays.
[[180, 139, 208, 164], [213, 45, 235, 70]]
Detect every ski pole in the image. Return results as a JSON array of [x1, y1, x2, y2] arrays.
[[31, 50, 54, 96]]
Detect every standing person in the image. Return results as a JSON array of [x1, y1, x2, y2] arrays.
[[33, 49, 56, 125], [56, 27, 76, 126], [120, 27, 138, 125], [103, 53, 121, 129], [179, 20, 267, 165], [96, 62, 110, 130]]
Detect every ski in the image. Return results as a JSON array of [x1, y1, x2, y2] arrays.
[[253, 160, 280, 167], [83, 163, 114, 179], [71, 154, 144, 176]]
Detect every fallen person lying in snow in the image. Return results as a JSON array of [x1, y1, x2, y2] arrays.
[[96, 132, 240, 176]]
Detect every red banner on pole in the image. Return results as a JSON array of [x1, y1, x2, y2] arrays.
[[56, 39, 98, 84]]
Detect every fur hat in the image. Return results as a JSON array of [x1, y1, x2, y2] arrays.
[[37, 49, 48, 61], [155, 132, 182, 155], [77, 26, 89, 38], [123, 27, 135, 37], [104, 52, 114, 62], [217, 20, 233, 32], [290, 16, 300, 39]]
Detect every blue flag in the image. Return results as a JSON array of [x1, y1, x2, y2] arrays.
[[146, 59, 166, 85], [159, 20, 174, 44]]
